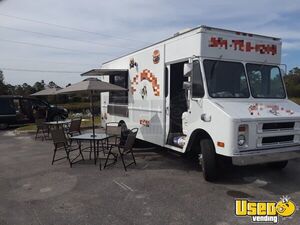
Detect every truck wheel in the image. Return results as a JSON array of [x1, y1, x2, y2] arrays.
[[268, 160, 288, 170], [200, 138, 218, 181], [0, 123, 9, 130]]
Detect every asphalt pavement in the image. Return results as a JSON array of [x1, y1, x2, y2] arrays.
[[0, 129, 299, 225]]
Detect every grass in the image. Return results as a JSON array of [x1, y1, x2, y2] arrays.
[[57, 102, 100, 112], [16, 124, 37, 132], [290, 97, 300, 105], [81, 116, 101, 128], [58, 102, 93, 111], [15, 116, 101, 132]]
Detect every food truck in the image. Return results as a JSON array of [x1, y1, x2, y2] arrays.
[[82, 26, 300, 181]]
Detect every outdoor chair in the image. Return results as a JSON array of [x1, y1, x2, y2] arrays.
[[105, 122, 122, 151], [67, 117, 82, 137], [104, 128, 138, 171], [35, 118, 49, 141], [50, 128, 84, 167]]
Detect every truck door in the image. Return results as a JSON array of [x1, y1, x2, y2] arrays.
[[165, 65, 170, 143], [15, 98, 32, 123], [165, 61, 188, 146], [165, 59, 205, 147]]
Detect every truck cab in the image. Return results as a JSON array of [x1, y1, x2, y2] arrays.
[[179, 28, 300, 180]]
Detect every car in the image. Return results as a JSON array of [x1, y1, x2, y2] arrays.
[[0, 95, 68, 129]]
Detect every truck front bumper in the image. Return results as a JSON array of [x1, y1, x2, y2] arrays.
[[232, 145, 300, 165]]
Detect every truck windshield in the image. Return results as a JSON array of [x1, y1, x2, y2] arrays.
[[246, 64, 286, 98], [203, 60, 250, 98]]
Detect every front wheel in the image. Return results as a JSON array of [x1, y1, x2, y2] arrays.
[[200, 138, 218, 181], [268, 160, 288, 170]]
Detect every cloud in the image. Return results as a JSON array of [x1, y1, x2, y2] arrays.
[[0, 0, 299, 85]]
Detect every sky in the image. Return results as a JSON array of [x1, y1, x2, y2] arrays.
[[0, 0, 299, 87]]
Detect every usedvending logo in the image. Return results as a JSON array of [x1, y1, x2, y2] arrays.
[[235, 196, 298, 223]]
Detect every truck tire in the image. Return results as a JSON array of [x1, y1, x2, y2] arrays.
[[0, 123, 9, 130], [200, 138, 218, 181], [268, 160, 288, 170]]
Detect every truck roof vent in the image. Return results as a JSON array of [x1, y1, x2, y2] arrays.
[[173, 28, 192, 37]]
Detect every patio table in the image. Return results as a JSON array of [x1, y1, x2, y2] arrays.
[[44, 119, 71, 129], [70, 133, 113, 170]]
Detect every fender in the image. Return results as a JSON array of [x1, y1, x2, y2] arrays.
[[184, 128, 215, 154]]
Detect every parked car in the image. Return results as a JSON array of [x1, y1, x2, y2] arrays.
[[0, 95, 68, 129]]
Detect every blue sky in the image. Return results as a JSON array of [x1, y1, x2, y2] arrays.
[[0, 0, 299, 86]]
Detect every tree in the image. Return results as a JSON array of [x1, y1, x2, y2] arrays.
[[0, 70, 9, 95], [21, 83, 35, 96], [48, 81, 59, 88], [0, 70, 4, 83], [284, 67, 300, 97], [288, 67, 300, 76], [6, 84, 15, 95], [33, 80, 45, 92]]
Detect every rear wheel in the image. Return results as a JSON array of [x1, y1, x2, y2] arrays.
[[200, 138, 218, 181], [268, 160, 288, 170], [0, 123, 9, 130]]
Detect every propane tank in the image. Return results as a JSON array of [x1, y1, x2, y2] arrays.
[[173, 136, 186, 147]]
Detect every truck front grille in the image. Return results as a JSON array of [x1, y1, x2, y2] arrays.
[[254, 120, 300, 149], [262, 122, 294, 131], [262, 135, 294, 145]]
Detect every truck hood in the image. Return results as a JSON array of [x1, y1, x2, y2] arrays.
[[212, 99, 300, 121]]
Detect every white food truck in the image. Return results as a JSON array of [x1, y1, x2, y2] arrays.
[[82, 26, 300, 181]]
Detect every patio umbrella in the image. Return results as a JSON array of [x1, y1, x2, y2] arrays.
[[31, 87, 62, 96], [31, 87, 62, 121], [56, 77, 127, 137]]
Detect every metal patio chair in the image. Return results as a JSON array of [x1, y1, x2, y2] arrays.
[[67, 117, 82, 137], [50, 128, 84, 167], [104, 128, 138, 171], [35, 118, 49, 141], [105, 122, 122, 152]]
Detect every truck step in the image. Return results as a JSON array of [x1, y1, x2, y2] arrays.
[[164, 144, 185, 153]]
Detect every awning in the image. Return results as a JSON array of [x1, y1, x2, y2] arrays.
[[81, 69, 128, 76]]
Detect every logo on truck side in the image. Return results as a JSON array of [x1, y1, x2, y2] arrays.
[[131, 69, 160, 97], [209, 36, 277, 55], [153, 50, 160, 64]]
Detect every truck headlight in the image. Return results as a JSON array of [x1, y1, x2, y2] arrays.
[[238, 135, 246, 146]]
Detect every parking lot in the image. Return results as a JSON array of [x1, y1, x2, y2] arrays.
[[0, 130, 299, 225]]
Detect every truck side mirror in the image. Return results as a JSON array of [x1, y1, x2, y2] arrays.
[[183, 81, 191, 90], [184, 63, 192, 77]]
